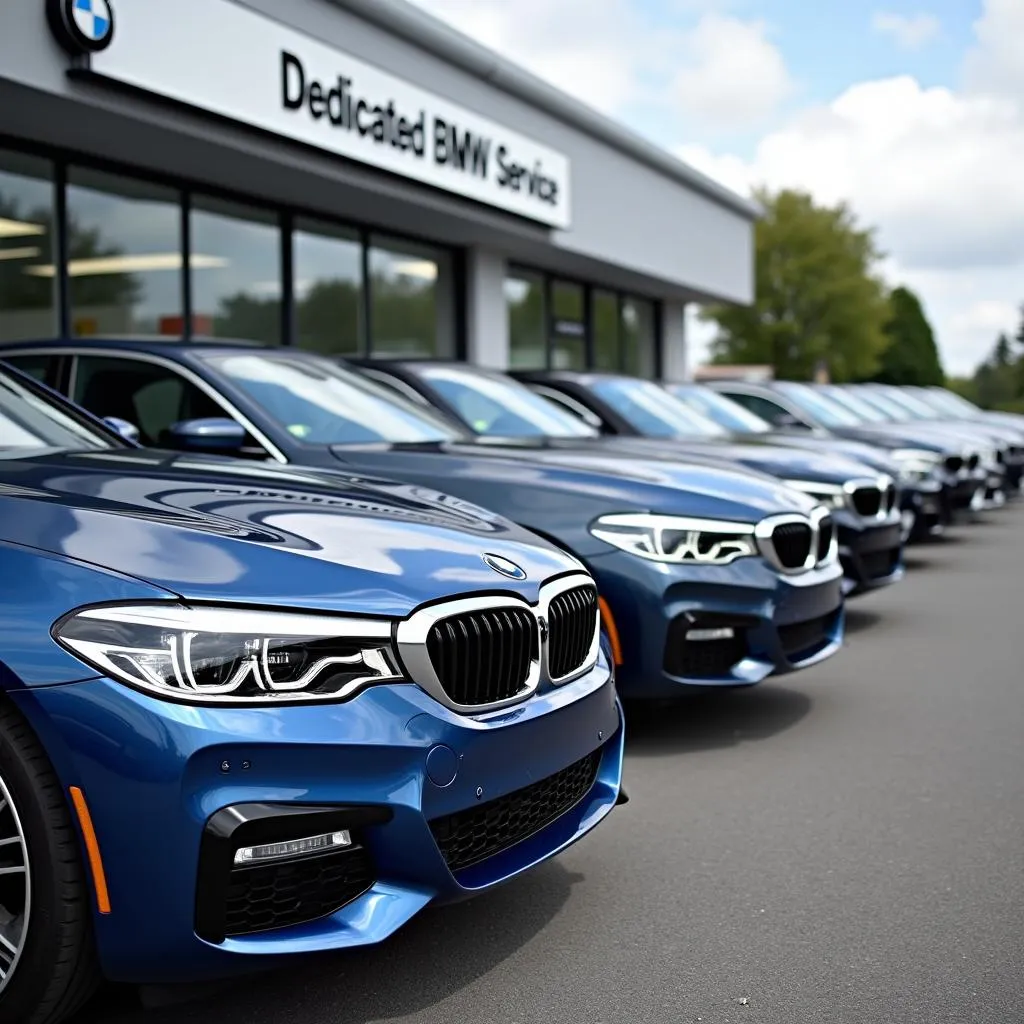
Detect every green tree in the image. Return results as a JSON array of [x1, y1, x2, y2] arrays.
[[702, 188, 890, 381], [973, 332, 1018, 409], [873, 286, 945, 386]]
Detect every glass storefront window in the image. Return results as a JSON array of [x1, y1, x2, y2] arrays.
[[550, 280, 585, 370], [0, 152, 56, 343], [368, 236, 454, 358], [506, 270, 545, 369], [66, 168, 182, 338], [622, 296, 656, 378], [592, 289, 619, 371], [294, 219, 363, 357], [191, 197, 281, 345]]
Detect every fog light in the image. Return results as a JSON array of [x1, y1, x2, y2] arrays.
[[234, 830, 352, 865], [687, 627, 735, 642]]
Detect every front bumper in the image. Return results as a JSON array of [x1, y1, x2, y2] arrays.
[[590, 550, 845, 699], [13, 667, 622, 984], [899, 480, 944, 542], [834, 513, 904, 596]]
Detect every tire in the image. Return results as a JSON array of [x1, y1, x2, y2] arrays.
[[0, 699, 99, 1024]]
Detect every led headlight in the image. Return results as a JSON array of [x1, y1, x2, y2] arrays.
[[782, 480, 846, 509], [589, 513, 757, 565], [54, 603, 403, 704], [890, 448, 941, 483]]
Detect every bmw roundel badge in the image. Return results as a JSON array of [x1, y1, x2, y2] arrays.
[[482, 554, 527, 581], [47, 0, 116, 57]]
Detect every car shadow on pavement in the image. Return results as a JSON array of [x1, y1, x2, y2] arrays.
[[622, 684, 811, 758], [843, 607, 885, 634], [71, 861, 582, 1024]]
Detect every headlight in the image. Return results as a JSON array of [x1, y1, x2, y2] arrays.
[[54, 603, 403, 704], [890, 448, 941, 483], [589, 513, 757, 565], [782, 480, 846, 509]]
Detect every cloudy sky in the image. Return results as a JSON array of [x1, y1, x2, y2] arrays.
[[408, 0, 1022, 377]]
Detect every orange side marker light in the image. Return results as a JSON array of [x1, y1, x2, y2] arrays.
[[598, 596, 624, 667], [69, 786, 111, 915]]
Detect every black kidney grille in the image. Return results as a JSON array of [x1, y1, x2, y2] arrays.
[[427, 606, 537, 707], [224, 846, 374, 938], [966, 453, 980, 470], [944, 455, 964, 473], [771, 522, 812, 569], [884, 483, 897, 512], [547, 585, 599, 679], [430, 750, 601, 873], [817, 515, 834, 562], [851, 486, 882, 517]]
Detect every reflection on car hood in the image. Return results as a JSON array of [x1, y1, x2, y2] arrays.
[[0, 450, 582, 613], [330, 438, 820, 521]]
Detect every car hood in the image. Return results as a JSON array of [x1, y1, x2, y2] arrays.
[[329, 439, 820, 523], [832, 425, 957, 453], [757, 433, 899, 475], [0, 450, 583, 613]]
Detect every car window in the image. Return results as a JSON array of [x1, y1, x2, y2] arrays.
[[416, 366, 597, 439], [774, 383, 861, 427], [202, 351, 463, 445], [589, 378, 726, 438], [0, 365, 115, 453], [3, 354, 56, 388], [820, 386, 886, 423], [71, 354, 266, 455], [720, 391, 795, 427], [665, 384, 770, 433], [529, 386, 606, 431]]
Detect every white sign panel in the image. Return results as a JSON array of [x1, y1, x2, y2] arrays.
[[87, 0, 571, 228]]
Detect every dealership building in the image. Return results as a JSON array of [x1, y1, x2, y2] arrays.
[[0, 0, 756, 380]]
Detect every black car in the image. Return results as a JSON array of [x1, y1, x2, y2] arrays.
[[354, 360, 905, 595]]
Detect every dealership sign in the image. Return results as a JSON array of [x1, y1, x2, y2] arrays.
[[60, 0, 571, 228]]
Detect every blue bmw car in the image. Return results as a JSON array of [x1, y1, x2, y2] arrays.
[[0, 364, 624, 1024], [2, 340, 847, 701]]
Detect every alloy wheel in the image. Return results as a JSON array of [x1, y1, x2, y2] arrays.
[[0, 772, 29, 996]]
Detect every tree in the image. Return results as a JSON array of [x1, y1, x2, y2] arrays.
[[702, 188, 890, 381], [973, 332, 1019, 409], [873, 286, 945, 386]]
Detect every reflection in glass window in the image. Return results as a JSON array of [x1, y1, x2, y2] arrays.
[[0, 368, 113, 452], [418, 364, 595, 439], [369, 237, 454, 358], [191, 197, 281, 345], [592, 290, 619, 371], [506, 271, 545, 369], [622, 297, 656, 378], [66, 168, 182, 338], [294, 220, 363, 357], [550, 279, 585, 370], [591, 378, 725, 438], [203, 351, 460, 445], [0, 151, 56, 343]]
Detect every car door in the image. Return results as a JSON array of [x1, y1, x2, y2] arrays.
[[69, 353, 275, 459]]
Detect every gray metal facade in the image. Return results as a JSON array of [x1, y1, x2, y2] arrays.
[[0, 0, 755, 373]]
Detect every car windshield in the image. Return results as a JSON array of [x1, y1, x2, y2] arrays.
[[877, 387, 938, 419], [854, 388, 915, 420], [202, 352, 464, 445], [0, 367, 115, 454], [773, 382, 862, 427], [930, 388, 983, 417], [819, 385, 889, 424], [665, 384, 771, 434], [417, 365, 597, 439], [590, 378, 727, 438]]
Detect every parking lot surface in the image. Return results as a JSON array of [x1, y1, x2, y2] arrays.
[[77, 509, 1024, 1024]]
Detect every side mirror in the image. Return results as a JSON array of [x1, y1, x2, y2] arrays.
[[103, 417, 141, 443], [167, 417, 246, 453]]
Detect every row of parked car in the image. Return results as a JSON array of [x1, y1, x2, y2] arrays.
[[2, 335, 1019, 1024]]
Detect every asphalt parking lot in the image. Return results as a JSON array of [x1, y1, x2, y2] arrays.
[[76, 508, 1024, 1024]]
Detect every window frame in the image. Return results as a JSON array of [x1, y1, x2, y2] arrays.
[[0, 135, 464, 360], [507, 261, 662, 378]]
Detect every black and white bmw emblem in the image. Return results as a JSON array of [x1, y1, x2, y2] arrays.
[[47, 0, 116, 56], [482, 553, 527, 580]]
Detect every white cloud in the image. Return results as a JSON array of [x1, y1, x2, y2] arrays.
[[677, 0, 1024, 375], [409, 0, 792, 129], [871, 11, 940, 50], [670, 15, 794, 128]]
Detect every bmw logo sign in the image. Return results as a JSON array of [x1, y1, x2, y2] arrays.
[[482, 554, 527, 581], [47, 0, 116, 56]]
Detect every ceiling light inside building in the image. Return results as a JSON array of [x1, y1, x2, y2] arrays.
[[24, 253, 228, 277], [0, 217, 46, 239], [0, 246, 42, 262], [388, 260, 437, 281]]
